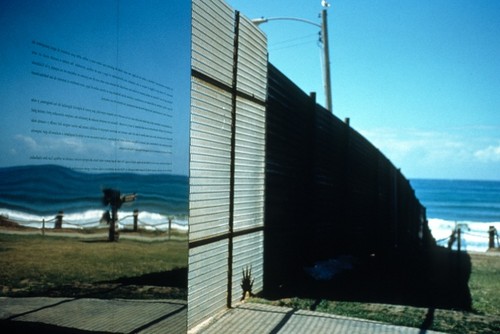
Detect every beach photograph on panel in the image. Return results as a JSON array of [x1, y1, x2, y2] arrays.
[[0, 1, 190, 332]]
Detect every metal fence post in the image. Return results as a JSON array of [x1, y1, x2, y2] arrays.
[[133, 209, 139, 232]]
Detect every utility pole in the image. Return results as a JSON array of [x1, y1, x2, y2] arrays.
[[321, 9, 332, 113], [252, 7, 333, 113]]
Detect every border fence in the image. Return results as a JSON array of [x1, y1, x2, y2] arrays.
[[187, 0, 432, 330], [264, 63, 433, 293], [188, 0, 267, 328]]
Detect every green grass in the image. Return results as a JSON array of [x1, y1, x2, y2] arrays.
[[249, 251, 500, 334], [0, 233, 187, 298], [252, 297, 498, 334], [469, 254, 500, 316], [2, 233, 498, 333]]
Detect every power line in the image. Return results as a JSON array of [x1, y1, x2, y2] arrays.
[[269, 33, 319, 52]]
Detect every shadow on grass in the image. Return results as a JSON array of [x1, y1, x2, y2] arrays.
[[91, 267, 189, 300], [33, 268, 188, 300], [263, 246, 472, 312], [80, 239, 110, 243], [103, 267, 187, 289]]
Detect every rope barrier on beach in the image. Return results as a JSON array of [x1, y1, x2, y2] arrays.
[[118, 215, 134, 222], [0, 211, 184, 233], [462, 231, 490, 239], [61, 214, 182, 232], [435, 228, 496, 242], [18, 217, 56, 225], [137, 219, 168, 230], [432, 226, 500, 252], [63, 220, 97, 227], [436, 237, 450, 243]]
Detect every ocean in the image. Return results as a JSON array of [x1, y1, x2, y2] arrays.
[[1, 165, 499, 251], [0, 165, 188, 231], [410, 179, 500, 252]]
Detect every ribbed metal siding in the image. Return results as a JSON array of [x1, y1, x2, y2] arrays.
[[191, 0, 233, 86], [189, 0, 267, 329], [188, 1, 234, 329], [236, 16, 267, 102], [264, 63, 430, 293], [229, 96, 266, 307], [230, 13, 266, 307], [233, 99, 265, 232], [189, 78, 232, 241], [231, 231, 264, 303], [264, 64, 314, 292], [187, 239, 228, 328], [309, 106, 348, 259]]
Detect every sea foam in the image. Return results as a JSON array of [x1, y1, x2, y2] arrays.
[[428, 218, 500, 252]]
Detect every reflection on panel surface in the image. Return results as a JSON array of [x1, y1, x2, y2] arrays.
[[188, 0, 267, 329], [0, 1, 190, 332]]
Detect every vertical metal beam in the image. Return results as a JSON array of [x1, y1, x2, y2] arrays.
[[393, 169, 399, 249], [227, 10, 241, 308]]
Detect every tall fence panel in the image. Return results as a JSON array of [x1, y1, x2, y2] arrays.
[[264, 64, 431, 295], [345, 129, 382, 252], [189, 0, 429, 325], [309, 106, 349, 260], [230, 13, 267, 310], [188, 0, 267, 329], [264, 64, 316, 294]]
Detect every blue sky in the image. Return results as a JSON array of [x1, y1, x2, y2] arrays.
[[227, 0, 500, 180], [1, 0, 498, 180], [0, 0, 191, 175]]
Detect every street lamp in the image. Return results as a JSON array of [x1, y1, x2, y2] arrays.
[[252, 9, 332, 113]]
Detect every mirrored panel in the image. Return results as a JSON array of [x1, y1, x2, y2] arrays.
[[0, 1, 190, 332]]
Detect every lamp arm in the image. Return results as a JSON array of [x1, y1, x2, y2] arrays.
[[251, 17, 321, 28]]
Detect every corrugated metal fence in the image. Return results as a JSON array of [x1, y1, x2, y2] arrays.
[[188, 0, 267, 329], [188, 0, 431, 329], [264, 63, 432, 293]]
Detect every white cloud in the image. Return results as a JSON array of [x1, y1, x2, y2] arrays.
[[57, 137, 86, 153], [474, 145, 500, 162], [359, 128, 467, 164], [119, 141, 144, 151], [357, 127, 500, 179], [14, 134, 93, 154], [14, 134, 38, 150]]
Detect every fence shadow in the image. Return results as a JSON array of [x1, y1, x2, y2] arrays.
[[89, 267, 189, 300], [36, 268, 187, 300], [0, 320, 98, 334], [264, 246, 472, 311], [104, 267, 187, 289]]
